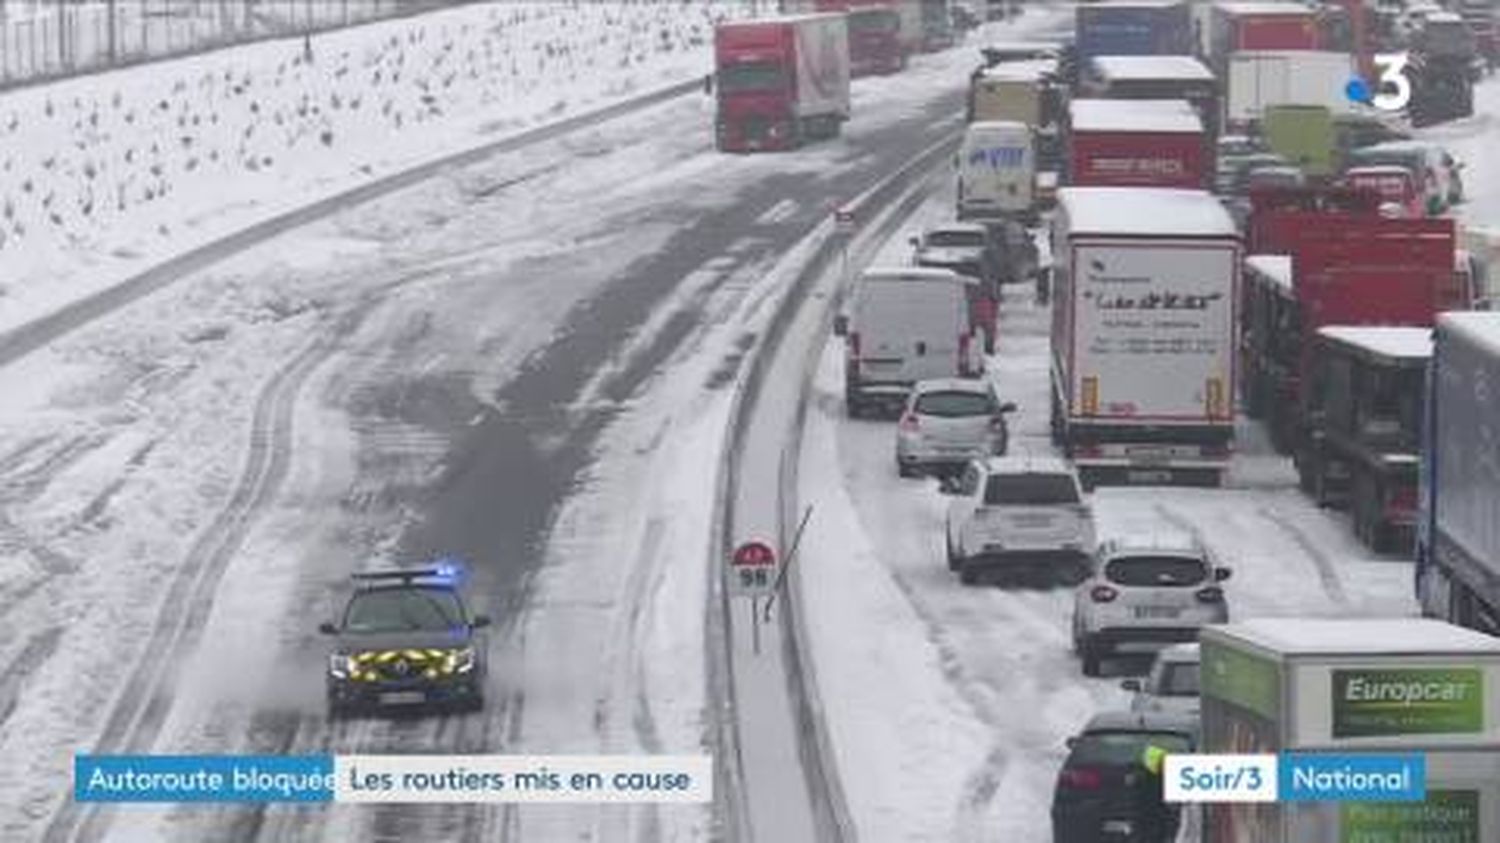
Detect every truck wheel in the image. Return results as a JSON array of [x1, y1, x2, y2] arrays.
[[959, 565, 981, 586], [846, 394, 862, 419], [898, 458, 917, 479]]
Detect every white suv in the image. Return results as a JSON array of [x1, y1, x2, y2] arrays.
[[1071, 535, 1231, 676], [942, 456, 1095, 586]]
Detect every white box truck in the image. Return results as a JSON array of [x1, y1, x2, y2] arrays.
[[837, 266, 983, 417], [957, 120, 1035, 222], [1201, 618, 1500, 843], [1225, 50, 1355, 129], [1049, 187, 1240, 489]]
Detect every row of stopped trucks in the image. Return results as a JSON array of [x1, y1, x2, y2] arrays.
[[712, 2, 957, 153]]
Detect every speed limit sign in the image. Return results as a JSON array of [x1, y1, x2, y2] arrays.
[[729, 540, 777, 597]]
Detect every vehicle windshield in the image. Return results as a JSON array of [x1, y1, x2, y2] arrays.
[[1157, 662, 1201, 696], [915, 390, 994, 417], [1069, 731, 1193, 765], [343, 587, 465, 633], [718, 63, 787, 94], [1347, 149, 1421, 172], [984, 473, 1080, 505], [850, 9, 900, 34], [1105, 556, 1208, 587]]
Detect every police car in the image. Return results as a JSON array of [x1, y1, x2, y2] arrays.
[[319, 563, 489, 717]]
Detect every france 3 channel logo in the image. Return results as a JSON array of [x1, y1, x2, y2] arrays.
[[1164, 753, 1427, 804], [1344, 53, 1413, 112]]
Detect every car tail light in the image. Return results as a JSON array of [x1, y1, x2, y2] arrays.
[[989, 416, 1005, 432], [1090, 585, 1118, 603], [1059, 766, 1104, 789], [1196, 586, 1225, 604], [899, 413, 920, 432], [958, 333, 974, 375]]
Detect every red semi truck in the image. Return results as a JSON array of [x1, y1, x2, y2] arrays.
[[1240, 187, 1459, 467], [714, 14, 852, 153], [791, 0, 906, 75], [1066, 98, 1209, 189], [1212, 1, 1321, 53]]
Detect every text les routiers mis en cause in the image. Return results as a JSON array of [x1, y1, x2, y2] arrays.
[[74, 755, 713, 803]]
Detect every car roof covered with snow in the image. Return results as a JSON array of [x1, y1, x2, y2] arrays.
[[1098, 532, 1206, 558], [1424, 10, 1464, 24], [1344, 164, 1416, 178], [860, 266, 963, 283], [925, 221, 989, 236], [1080, 709, 1198, 737], [1318, 326, 1432, 363], [1245, 254, 1293, 291], [913, 377, 994, 395], [1089, 55, 1215, 82], [1439, 311, 1500, 355], [980, 454, 1076, 476], [978, 58, 1058, 80], [1154, 643, 1200, 664], [1208, 618, 1500, 657], [1058, 188, 1237, 238], [1068, 98, 1203, 133]]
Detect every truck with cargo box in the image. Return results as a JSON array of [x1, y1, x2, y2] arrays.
[[1080, 54, 1220, 137], [1225, 50, 1355, 130], [714, 14, 852, 153], [1208, 1, 1322, 74], [1298, 327, 1431, 553], [1066, 98, 1209, 190], [1074, 0, 1193, 65], [1201, 618, 1500, 843], [1049, 187, 1240, 488], [1418, 311, 1500, 637]]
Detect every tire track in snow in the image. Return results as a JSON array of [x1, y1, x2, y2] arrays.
[[46, 303, 351, 843], [1256, 505, 1350, 606]]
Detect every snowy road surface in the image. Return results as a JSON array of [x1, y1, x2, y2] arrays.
[[793, 185, 1424, 841], [0, 23, 1018, 843]]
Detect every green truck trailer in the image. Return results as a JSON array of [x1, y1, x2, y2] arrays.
[[1200, 618, 1500, 842]]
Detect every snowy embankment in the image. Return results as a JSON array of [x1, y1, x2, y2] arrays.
[[0, 1, 747, 335]]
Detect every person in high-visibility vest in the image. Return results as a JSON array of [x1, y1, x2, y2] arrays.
[[1132, 741, 1177, 842]]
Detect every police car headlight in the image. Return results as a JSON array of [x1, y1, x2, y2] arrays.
[[446, 647, 477, 674], [328, 654, 354, 679]]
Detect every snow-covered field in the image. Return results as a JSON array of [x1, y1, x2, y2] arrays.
[[0, 1, 747, 335]]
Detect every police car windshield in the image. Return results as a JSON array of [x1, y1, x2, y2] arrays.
[[343, 587, 464, 633]]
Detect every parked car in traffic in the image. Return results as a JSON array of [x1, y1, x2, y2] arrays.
[[1051, 710, 1196, 843], [896, 378, 1015, 478], [942, 455, 1095, 586], [1071, 533, 1231, 676], [1122, 642, 1200, 718], [836, 266, 984, 418]]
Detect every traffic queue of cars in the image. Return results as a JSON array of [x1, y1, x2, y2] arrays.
[[818, 2, 1500, 840]]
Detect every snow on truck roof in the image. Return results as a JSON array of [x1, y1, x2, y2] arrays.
[[1317, 326, 1432, 361], [1209, 618, 1500, 657], [979, 59, 1058, 81], [1090, 55, 1216, 82], [860, 266, 963, 283], [1245, 255, 1293, 290], [1058, 188, 1237, 237], [1216, 2, 1318, 17], [1069, 99, 1203, 133], [1439, 311, 1500, 356]]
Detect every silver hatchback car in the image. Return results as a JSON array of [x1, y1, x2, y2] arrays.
[[895, 378, 1015, 478]]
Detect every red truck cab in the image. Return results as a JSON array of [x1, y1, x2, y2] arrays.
[[846, 6, 906, 76], [1342, 165, 1424, 218], [714, 15, 851, 153]]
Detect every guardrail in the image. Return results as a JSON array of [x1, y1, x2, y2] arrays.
[[710, 127, 962, 842]]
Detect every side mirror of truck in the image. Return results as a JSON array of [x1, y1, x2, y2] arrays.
[[997, 401, 1017, 414], [833, 314, 849, 337], [318, 621, 338, 635], [1120, 679, 1142, 693], [471, 614, 492, 629], [1215, 567, 1233, 582], [908, 236, 920, 248]]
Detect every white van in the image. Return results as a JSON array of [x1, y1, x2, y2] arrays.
[[835, 267, 982, 418], [957, 120, 1034, 222]]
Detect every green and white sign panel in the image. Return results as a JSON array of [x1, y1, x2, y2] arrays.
[[1339, 789, 1480, 843], [1332, 669, 1485, 739]]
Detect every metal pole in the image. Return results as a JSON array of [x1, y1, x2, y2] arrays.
[[763, 506, 814, 621], [751, 599, 761, 655]]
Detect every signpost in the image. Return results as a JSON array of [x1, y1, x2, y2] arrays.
[[729, 539, 777, 596]]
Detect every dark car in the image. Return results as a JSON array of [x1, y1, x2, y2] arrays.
[[1052, 711, 1197, 843], [320, 564, 490, 717]]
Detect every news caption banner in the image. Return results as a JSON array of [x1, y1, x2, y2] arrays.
[[75, 755, 712, 803], [1164, 753, 1427, 804]]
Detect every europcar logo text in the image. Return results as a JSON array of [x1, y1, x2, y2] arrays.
[[1332, 669, 1484, 739]]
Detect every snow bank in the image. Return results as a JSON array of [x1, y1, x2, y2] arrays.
[[0, 1, 749, 334]]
